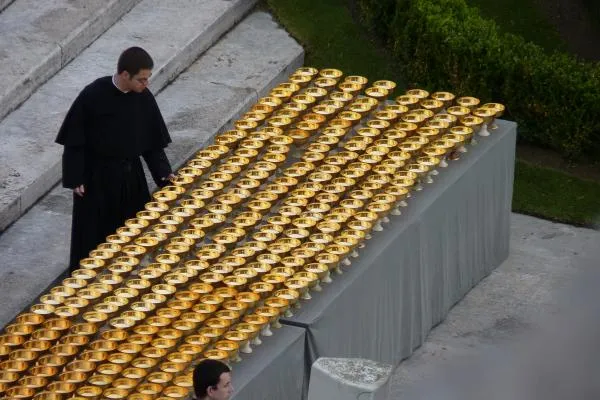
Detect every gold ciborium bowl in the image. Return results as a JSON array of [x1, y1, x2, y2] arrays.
[[456, 96, 480, 111], [472, 107, 496, 137]]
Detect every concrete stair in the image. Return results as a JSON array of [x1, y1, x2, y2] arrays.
[[0, 0, 259, 232], [0, 0, 14, 13], [0, 10, 304, 328], [0, 0, 141, 121]]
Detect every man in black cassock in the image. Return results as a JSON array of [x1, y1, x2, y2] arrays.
[[56, 47, 174, 272]]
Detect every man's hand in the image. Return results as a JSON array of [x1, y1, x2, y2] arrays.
[[74, 184, 85, 197], [161, 174, 176, 183]]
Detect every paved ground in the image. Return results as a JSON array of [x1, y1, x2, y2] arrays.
[[388, 212, 600, 399]]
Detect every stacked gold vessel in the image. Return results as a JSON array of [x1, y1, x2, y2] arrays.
[[0, 67, 504, 399]]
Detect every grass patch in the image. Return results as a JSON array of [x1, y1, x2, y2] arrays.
[[264, 0, 405, 96], [264, 0, 600, 227], [464, 0, 567, 54], [514, 160, 600, 227]]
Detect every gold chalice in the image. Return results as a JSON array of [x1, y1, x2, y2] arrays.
[[243, 111, 267, 123], [394, 122, 419, 139], [215, 132, 242, 147], [446, 105, 470, 119], [366, 119, 391, 131], [449, 125, 474, 153], [274, 109, 299, 122], [254, 306, 282, 333], [404, 162, 430, 191], [441, 133, 467, 160], [313, 104, 338, 119], [327, 92, 353, 106], [187, 157, 213, 172], [338, 82, 363, 94], [301, 151, 326, 165], [295, 66, 319, 77], [277, 205, 303, 218], [406, 88, 429, 99], [0, 370, 20, 384], [302, 263, 330, 291], [472, 107, 496, 136], [395, 95, 420, 110], [151, 190, 178, 205], [456, 96, 480, 111], [300, 241, 326, 255], [416, 156, 441, 184], [365, 86, 389, 100], [140, 346, 169, 360], [249, 282, 275, 301], [400, 112, 427, 128], [236, 291, 261, 310], [337, 150, 359, 163], [420, 99, 444, 114], [36, 354, 67, 368], [319, 68, 343, 79], [350, 102, 373, 115], [431, 113, 458, 129], [283, 277, 311, 301], [23, 339, 52, 353], [458, 115, 484, 145], [264, 296, 291, 320], [222, 276, 248, 292], [284, 227, 311, 240], [289, 73, 312, 87], [338, 110, 363, 125], [376, 110, 401, 122], [259, 95, 283, 107], [224, 330, 252, 357], [0, 334, 25, 349], [430, 91, 456, 110], [260, 274, 286, 291], [343, 75, 368, 86], [482, 103, 505, 130], [420, 146, 447, 174], [314, 77, 338, 91], [428, 139, 454, 167], [235, 118, 259, 132], [325, 243, 352, 272], [267, 242, 291, 256], [351, 211, 377, 240], [6, 386, 36, 398], [277, 237, 302, 252], [274, 289, 300, 318], [130, 357, 157, 370], [314, 253, 340, 280], [217, 163, 242, 177]]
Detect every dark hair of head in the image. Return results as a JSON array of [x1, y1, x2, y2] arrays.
[[193, 359, 231, 398], [117, 47, 154, 76]]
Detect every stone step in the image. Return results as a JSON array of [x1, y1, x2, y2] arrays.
[[0, 11, 304, 328], [0, 0, 141, 121], [0, 0, 258, 232], [0, 0, 14, 13]]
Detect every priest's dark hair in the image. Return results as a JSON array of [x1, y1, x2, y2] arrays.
[[117, 47, 154, 76], [193, 359, 231, 399]]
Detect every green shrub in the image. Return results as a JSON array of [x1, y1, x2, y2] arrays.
[[359, 0, 600, 159]]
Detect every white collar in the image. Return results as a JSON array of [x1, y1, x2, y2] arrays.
[[112, 74, 130, 93]]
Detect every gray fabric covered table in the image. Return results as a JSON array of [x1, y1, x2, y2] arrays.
[[281, 120, 517, 394], [231, 324, 306, 400]]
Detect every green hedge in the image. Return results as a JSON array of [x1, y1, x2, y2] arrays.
[[357, 0, 600, 159]]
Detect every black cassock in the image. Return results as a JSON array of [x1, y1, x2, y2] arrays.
[[56, 76, 172, 270]]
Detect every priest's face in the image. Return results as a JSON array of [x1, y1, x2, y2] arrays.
[[206, 372, 233, 400], [125, 69, 152, 93]]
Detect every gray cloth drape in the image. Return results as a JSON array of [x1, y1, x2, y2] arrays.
[[281, 120, 517, 397], [231, 325, 306, 400]]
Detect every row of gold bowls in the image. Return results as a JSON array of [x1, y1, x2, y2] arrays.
[[0, 68, 504, 399]]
